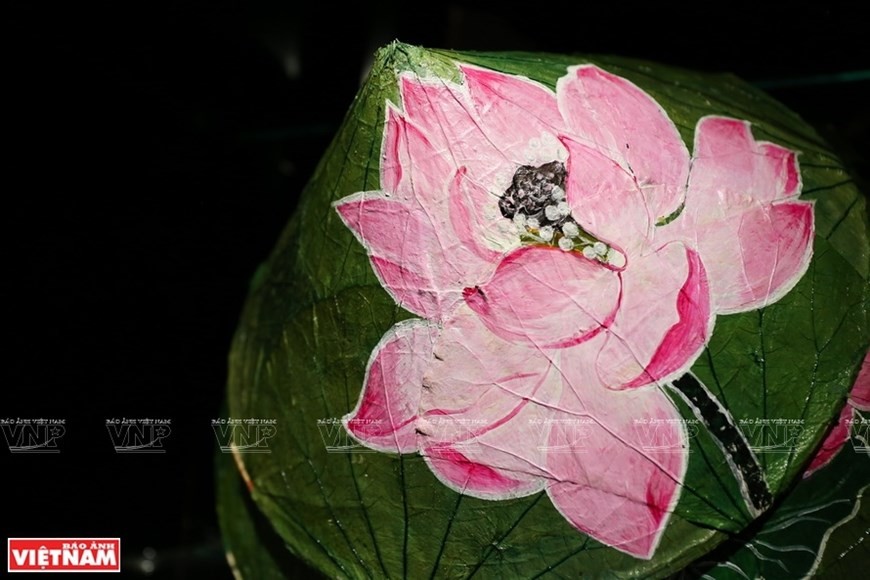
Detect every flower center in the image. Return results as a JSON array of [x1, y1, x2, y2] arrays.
[[499, 161, 617, 263]]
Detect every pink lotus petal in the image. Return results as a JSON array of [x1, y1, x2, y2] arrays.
[[849, 353, 870, 411], [448, 168, 503, 262], [418, 306, 559, 496], [381, 106, 405, 194], [556, 65, 689, 224], [463, 246, 621, 348], [759, 142, 801, 198], [400, 74, 514, 187], [420, 305, 555, 441], [422, 444, 545, 500], [459, 64, 565, 165], [547, 349, 687, 559], [689, 117, 802, 208], [803, 403, 853, 478], [596, 243, 711, 390], [335, 194, 452, 318], [460, 64, 563, 130], [343, 320, 439, 453], [399, 74, 461, 151], [420, 381, 557, 500], [562, 136, 651, 254], [686, 200, 813, 314], [334, 193, 494, 319], [382, 108, 454, 210], [369, 257, 449, 320]]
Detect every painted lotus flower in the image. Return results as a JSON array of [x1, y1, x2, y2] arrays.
[[334, 64, 814, 558]]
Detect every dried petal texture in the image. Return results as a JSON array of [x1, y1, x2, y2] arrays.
[[343, 320, 439, 453], [548, 344, 688, 559], [596, 244, 711, 390], [463, 246, 621, 348], [556, 65, 689, 223], [419, 307, 558, 498], [663, 116, 813, 314]]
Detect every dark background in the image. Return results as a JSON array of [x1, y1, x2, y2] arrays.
[[4, 2, 867, 577]]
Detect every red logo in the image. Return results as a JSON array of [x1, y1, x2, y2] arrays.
[[7, 539, 120, 573]]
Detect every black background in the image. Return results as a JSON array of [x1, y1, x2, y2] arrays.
[[4, 2, 867, 577]]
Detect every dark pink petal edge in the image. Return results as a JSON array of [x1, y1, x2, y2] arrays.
[[343, 319, 438, 454], [422, 444, 546, 500], [623, 247, 713, 389]]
